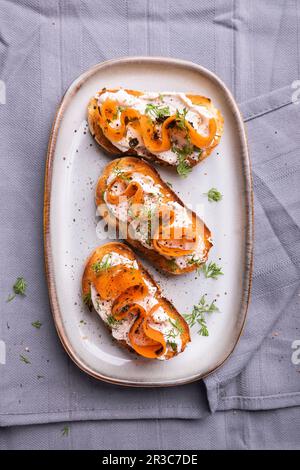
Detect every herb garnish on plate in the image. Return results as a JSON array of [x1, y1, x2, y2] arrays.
[[92, 255, 112, 274], [202, 262, 224, 279], [145, 103, 170, 121], [184, 295, 219, 336], [205, 187, 223, 202]]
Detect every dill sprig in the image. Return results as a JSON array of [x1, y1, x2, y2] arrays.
[[113, 167, 131, 182], [166, 258, 178, 272], [20, 354, 31, 364], [184, 295, 219, 336], [167, 341, 177, 352], [7, 277, 27, 302], [175, 107, 188, 130], [188, 257, 223, 280], [171, 142, 194, 177], [106, 314, 122, 328], [82, 291, 93, 310], [187, 255, 203, 272], [176, 156, 192, 177], [61, 425, 70, 437], [165, 318, 184, 351], [169, 318, 184, 334]]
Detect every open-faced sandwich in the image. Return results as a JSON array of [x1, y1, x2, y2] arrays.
[[95, 157, 212, 275], [88, 88, 224, 176], [82, 242, 190, 360]]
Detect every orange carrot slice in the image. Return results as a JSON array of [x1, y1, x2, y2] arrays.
[[111, 284, 149, 320], [129, 315, 166, 359], [93, 265, 145, 301]]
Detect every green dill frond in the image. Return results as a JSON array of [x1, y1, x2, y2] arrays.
[[92, 255, 112, 274], [184, 295, 219, 336], [205, 188, 223, 202]]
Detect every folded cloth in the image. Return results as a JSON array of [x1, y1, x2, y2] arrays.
[[0, 0, 300, 427], [205, 86, 300, 411]]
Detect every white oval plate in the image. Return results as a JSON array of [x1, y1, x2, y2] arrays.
[[44, 57, 253, 386]]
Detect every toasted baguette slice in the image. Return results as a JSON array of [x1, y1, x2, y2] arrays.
[[88, 88, 224, 173], [96, 157, 212, 275], [82, 242, 190, 360]]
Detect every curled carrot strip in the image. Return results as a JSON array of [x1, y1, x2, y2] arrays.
[[82, 246, 167, 358], [105, 177, 199, 259], [82, 244, 190, 359], [152, 207, 198, 258], [138, 115, 175, 153], [98, 96, 217, 152], [140, 114, 216, 152], [106, 177, 144, 206], [100, 99, 141, 142], [187, 118, 217, 149], [93, 265, 145, 301], [112, 285, 167, 358], [111, 284, 149, 320], [129, 314, 166, 359]]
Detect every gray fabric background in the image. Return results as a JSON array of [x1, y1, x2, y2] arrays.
[[0, 0, 300, 449], [1, 407, 300, 450]]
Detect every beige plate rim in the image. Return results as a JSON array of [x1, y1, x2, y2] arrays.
[[44, 56, 254, 387]]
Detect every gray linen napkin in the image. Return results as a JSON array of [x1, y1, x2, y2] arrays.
[[1, 406, 300, 450], [205, 86, 300, 410], [1, 0, 300, 426]]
